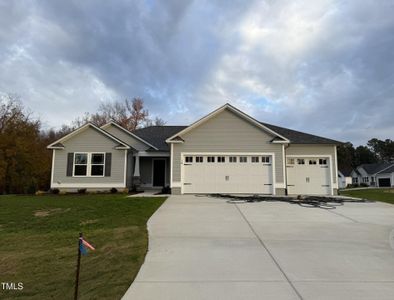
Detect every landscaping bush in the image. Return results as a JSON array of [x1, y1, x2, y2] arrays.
[[77, 188, 87, 194], [110, 188, 118, 194], [161, 186, 171, 194], [51, 188, 60, 194], [360, 183, 368, 187]]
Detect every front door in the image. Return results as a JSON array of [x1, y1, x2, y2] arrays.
[[153, 159, 166, 187]]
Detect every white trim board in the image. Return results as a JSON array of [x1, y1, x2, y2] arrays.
[[50, 183, 126, 188], [47, 123, 130, 150], [101, 121, 159, 150]]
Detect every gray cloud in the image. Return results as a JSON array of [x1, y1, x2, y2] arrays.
[[0, 0, 393, 145]]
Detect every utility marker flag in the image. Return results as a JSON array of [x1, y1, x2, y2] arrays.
[[79, 237, 95, 255]]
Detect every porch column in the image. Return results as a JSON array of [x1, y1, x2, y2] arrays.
[[133, 154, 140, 177]]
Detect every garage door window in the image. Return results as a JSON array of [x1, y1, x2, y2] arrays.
[[207, 156, 215, 163], [185, 156, 193, 163], [196, 156, 203, 163], [319, 159, 327, 165], [240, 156, 247, 163], [297, 159, 305, 165], [309, 159, 317, 165], [262, 156, 270, 163], [251, 156, 259, 163], [217, 156, 225, 163], [287, 158, 295, 165], [229, 156, 237, 163]]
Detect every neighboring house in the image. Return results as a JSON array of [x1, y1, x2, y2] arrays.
[[351, 162, 394, 187], [338, 168, 352, 189], [47, 103, 342, 195]]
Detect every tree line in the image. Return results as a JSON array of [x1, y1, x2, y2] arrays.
[[0, 94, 164, 194], [337, 139, 394, 171]]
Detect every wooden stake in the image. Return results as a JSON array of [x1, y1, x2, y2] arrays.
[[74, 232, 82, 300]]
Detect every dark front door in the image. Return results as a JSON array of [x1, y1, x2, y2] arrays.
[[378, 178, 391, 187], [153, 159, 165, 187]]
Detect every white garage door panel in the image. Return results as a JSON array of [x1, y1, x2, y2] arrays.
[[287, 157, 331, 195], [182, 155, 273, 194]]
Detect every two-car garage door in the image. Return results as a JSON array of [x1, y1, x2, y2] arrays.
[[182, 154, 273, 194]]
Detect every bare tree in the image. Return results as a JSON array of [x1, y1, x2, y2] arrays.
[[125, 97, 149, 131]]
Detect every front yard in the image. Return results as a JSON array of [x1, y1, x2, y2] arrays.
[[0, 194, 166, 300], [340, 188, 394, 205]]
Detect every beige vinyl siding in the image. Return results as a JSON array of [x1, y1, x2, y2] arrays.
[[104, 125, 150, 151], [172, 109, 283, 183], [286, 144, 337, 184], [52, 127, 126, 185]]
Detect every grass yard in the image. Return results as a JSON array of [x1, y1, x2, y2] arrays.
[[0, 194, 166, 300], [340, 188, 394, 205]]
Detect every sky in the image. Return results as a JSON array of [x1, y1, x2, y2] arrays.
[[0, 0, 393, 146]]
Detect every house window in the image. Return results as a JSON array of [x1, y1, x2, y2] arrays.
[[353, 177, 358, 184], [207, 156, 215, 163], [262, 156, 270, 163], [371, 176, 375, 183], [287, 158, 295, 165], [74, 153, 88, 176], [74, 153, 105, 177], [297, 159, 305, 165], [229, 156, 237, 163], [309, 159, 317, 165], [319, 159, 327, 165], [91, 153, 105, 176], [240, 156, 247, 163], [362, 177, 369, 183], [217, 156, 225, 163], [185, 156, 193, 163], [251, 156, 259, 163], [196, 156, 203, 163]]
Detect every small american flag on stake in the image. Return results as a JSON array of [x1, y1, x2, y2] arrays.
[[79, 237, 95, 255]]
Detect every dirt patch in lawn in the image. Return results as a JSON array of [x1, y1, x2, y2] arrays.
[[34, 208, 71, 217]]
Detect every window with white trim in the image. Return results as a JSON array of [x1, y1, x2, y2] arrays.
[[287, 158, 295, 165], [309, 159, 317, 165], [262, 156, 270, 163], [207, 156, 215, 163], [251, 156, 259, 163], [240, 156, 247, 163], [353, 177, 358, 184], [362, 176, 369, 183], [74, 153, 105, 177], [217, 156, 225, 163], [91, 153, 105, 176], [196, 156, 203, 163], [229, 156, 237, 163], [297, 159, 305, 165], [74, 153, 88, 176], [185, 156, 193, 163]]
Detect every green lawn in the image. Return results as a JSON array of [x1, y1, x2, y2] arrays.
[[340, 188, 394, 205], [0, 194, 166, 300]]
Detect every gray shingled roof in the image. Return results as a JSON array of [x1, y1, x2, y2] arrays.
[[359, 162, 394, 174], [378, 165, 394, 174], [134, 126, 187, 151], [260, 122, 342, 144], [133, 122, 341, 151]]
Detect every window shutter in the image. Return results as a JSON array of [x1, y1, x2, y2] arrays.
[[105, 153, 112, 177], [67, 153, 74, 176]]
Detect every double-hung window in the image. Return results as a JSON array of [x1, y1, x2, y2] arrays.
[[74, 153, 105, 177]]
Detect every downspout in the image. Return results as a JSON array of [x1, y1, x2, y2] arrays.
[[284, 143, 290, 195]]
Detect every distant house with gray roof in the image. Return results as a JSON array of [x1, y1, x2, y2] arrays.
[[351, 162, 394, 187]]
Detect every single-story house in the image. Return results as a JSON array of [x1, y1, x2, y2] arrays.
[[338, 168, 352, 189], [351, 162, 394, 187], [47, 103, 342, 195]]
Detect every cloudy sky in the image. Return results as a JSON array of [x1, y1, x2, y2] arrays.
[[1, 0, 393, 145]]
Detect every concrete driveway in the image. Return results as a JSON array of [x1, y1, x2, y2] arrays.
[[123, 195, 394, 300]]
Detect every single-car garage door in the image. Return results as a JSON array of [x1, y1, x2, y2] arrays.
[[286, 157, 331, 195], [182, 154, 273, 194], [378, 178, 391, 187]]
